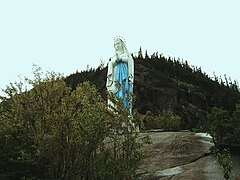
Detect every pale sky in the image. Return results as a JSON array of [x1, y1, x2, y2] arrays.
[[1, 0, 240, 94]]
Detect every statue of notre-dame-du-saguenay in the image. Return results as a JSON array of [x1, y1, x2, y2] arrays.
[[106, 37, 134, 115]]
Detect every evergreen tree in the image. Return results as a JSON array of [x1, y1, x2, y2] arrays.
[[138, 46, 143, 59]]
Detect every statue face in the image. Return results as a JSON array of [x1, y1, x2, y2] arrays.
[[114, 40, 123, 51]]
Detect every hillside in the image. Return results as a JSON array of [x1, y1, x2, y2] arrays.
[[1, 52, 239, 179], [65, 53, 240, 130]]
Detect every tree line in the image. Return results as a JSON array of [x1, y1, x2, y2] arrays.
[[135, 47, 240, 111]]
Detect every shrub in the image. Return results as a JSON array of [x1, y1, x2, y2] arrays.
[[158, 110, 181, 131], [211, 147, 232, 179], [139, 111, 160, 130], [140, 110, 181, 131], [0, 66, 145, 179]]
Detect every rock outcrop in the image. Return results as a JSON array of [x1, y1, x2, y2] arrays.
[[136, 131, 224, 180], [134, 64, 207, 129]]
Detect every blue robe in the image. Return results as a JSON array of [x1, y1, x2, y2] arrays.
[[114, 62, 133, 111]]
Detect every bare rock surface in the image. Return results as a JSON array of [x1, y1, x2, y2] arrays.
[[137, 131, 224, 180]]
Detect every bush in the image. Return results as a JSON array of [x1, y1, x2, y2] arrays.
[[159, 110, 181, 131], [211, 147, 232, 179], [207, 105, 240, 146], [139, 111, 160, 130], [0, 66, 145, 179], [140, 110, 181, 131]]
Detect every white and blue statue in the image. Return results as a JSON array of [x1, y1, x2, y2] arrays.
[[106, 37, 134, 114]]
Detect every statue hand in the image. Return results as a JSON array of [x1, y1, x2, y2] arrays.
[[116, 58, 122, 63]]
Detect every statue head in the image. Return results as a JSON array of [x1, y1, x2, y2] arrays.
[[113, 37, 132, 61], [114, 38, 124, 52]]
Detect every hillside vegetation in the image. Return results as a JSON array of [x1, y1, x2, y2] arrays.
[[1, 50, 239, 179], [65, 50, 240, 147]]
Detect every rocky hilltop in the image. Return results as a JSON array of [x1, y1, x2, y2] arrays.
[[65, 56, 240, 130]]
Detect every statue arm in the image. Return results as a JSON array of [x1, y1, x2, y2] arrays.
[[106, 59, 118, 87], [106, 61, 114, 87], [128, 58, 134, 84]]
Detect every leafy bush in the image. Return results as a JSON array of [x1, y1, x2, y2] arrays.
[[207, 105, 240, 146], [207, 107, 231, 146], [138, 110, 160, 130], [211, 147, 232, 179], [139, 110, 181, 131], [158, 110, 181, 131], [0, 66, 145, 179]]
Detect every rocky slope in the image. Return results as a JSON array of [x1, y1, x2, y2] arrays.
[[66, 56, 240, 130], [136, 131, 224, 180], [134, 63, 208, 129], [66, 62, 211, 129]]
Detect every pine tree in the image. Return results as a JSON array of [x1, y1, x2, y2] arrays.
[[138, 46, 143, 59]]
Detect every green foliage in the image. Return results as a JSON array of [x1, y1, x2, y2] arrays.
[[0, 66, 145, 179], [139, 110, 181, 131], [207, 105, 240, 146], [229, 104, 240, 145], [138, 110, 160, 130], [211, 147, 232, 179], [207, 107, 231, 146], [134, 53, 240, 111], [159, 110, 181, 131]]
